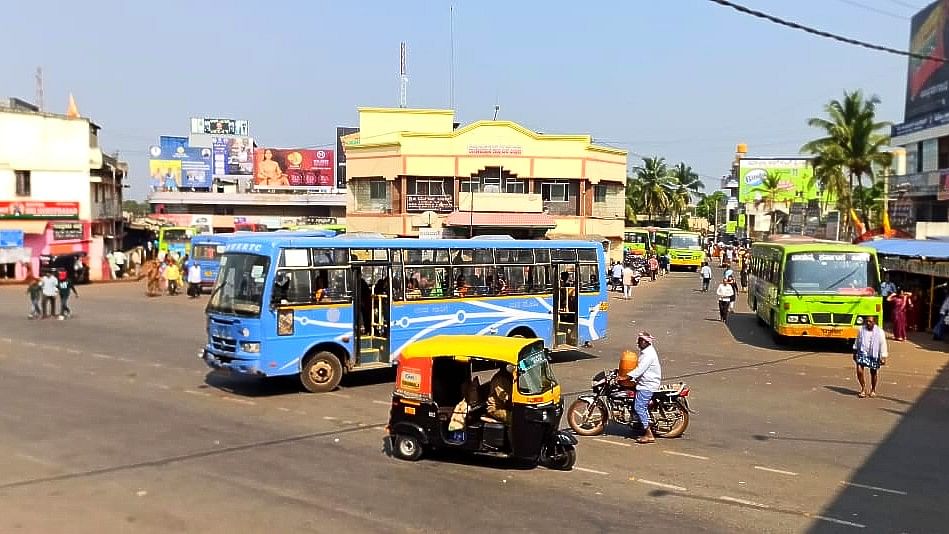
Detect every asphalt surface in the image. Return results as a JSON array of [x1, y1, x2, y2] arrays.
[[0, 272, 946, 533]]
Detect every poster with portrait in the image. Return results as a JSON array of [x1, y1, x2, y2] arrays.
[[253, 148, 334, 191], [149, 160, 182, 192]]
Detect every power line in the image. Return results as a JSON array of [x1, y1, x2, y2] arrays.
[[831, 0, 909, 20], [881, 0, 925, 10], [707, 0, 946, 62]]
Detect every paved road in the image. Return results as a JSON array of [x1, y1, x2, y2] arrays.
[[0, 273, 945, 533]]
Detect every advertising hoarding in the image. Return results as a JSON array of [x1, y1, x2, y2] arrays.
[[149, 136, 212, 189], [253, 148, 334, 190], [52, 222, 83, 241], [213, 137, 254, 178], [906, 1, 949, 121], [191, 118, 249, 136], [149, 160, 182, 191], [0, 229, 24, 247], [737, 159, 819, 204], [0, 201, 79, 219]]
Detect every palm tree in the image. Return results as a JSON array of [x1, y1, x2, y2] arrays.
[[670, 162, 705, 202], [632, 156, 672, 223], [759, 171, 784, 235], [624, 176, 643, 224], [695, 191, 727, 225], [853, 179, 885, 228], [801, 90, 892, 238]]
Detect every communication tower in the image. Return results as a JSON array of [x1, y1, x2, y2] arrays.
[[400, 42, 408, 108], [35, 67, 44, 111]]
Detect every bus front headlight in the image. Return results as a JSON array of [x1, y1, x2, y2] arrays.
[[788, 315, 799, 323], [240, 342, 261, 353]]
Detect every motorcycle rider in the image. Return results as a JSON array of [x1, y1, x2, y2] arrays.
[[610, 261, 623, 292], [626, 332, 662, 444]]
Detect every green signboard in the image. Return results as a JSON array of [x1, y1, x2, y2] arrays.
[[737, 213, 746, 229], [725, 221, 737, 234], [737, 159, 824, 204]]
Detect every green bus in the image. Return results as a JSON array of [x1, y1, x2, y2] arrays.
[[747, 242, 882, 342], [623, 227, 651, 256], [158, 226, 195, 258], [652, 229, 705, 271]]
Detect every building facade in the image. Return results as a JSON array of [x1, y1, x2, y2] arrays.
[[0, 98, 126, 281], [342, 108, 627, 256]]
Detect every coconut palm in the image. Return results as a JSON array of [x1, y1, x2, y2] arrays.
[[801, 90, 892, 237], [632, 156, 672, 223], [695, 191, 728, 224], [759, 171, 784, 235], [624, 176, 643, 224], [670, 162, 705, 201], [853, 179, 885, 228]]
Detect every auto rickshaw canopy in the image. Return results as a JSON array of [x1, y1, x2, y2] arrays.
[[399, 335, 543, 365]]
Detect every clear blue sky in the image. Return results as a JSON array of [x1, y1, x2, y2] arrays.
[[0, 0, 920, 199]]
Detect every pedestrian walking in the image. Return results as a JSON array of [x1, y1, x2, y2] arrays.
[[933, 293, 949, 341], [129, 248, 141, 277], [880, 275, 896, 325], [611, 261, 623, 292], [26, 277, 42, 319], [729, 275, 739, 312], [853, 316, 888, 398], [56, 270, 78, 319], [888, 290, 913, 341], [113, 249, 127, 278], [700, 262, 712, 292], [716, 277, 734, 322], [647, 255, 659, 282], [165, 258, 182, 295], [739, 262, 749, 293], [40, 271, 58, 319], [622, 263, 635, 300], [187, 260, 202, 298]]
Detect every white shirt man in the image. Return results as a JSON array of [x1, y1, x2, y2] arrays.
[[700, 263, 713, 292], [611, 262, 623, 281], [627, 333, 662, 444], [187, 263, 201, 285], [622, 265, 636, 300]]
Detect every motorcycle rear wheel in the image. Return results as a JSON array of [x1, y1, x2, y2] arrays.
[[650, 401, 689, 438], [567, 398, 608, 436]]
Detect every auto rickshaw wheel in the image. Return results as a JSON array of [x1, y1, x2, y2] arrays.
[[300, 351, 343, 393], [541, 443, 576, 471], [392, 433, 423, 461]]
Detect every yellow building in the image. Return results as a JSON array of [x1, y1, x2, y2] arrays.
[[342, 107, 627, 257]]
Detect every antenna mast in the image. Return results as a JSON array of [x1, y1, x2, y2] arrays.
[[35, 67, 44, 111], [399, 42, 408, 108]]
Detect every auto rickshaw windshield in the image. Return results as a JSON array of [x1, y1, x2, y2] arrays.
[[517, 348, 557, 395]]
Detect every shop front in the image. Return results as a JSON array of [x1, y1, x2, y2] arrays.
[[865, 239, 949, 335], [0, 201, 92, 280]]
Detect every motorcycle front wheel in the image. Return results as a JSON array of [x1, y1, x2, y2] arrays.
[[650, 401, 689, 438], [567, 398, 608, 436]]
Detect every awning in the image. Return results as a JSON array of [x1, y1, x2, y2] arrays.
[[442, 211, 556, 229], [0, 220, 49, 234], [862, 238, 949, 261]]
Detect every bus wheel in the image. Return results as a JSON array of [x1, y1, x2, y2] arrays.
[[301, 352, 343, 393]]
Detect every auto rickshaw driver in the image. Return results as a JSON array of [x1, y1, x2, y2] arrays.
[[485, 364, 514, 425]]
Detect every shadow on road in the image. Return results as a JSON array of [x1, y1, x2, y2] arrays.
[[549, 349, 598, 365], [203, 372, 304, 397], [725, 311, 851, 354], [822, 385, 912, 406], [807, 359, 949, 532]]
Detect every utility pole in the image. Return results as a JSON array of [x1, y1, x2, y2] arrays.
[[714, 198, 719, 243], [35, 66, 44, 111]]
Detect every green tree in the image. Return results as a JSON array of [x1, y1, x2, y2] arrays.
[[801, 90, 892, 237], [632, 156, 672, 223], [624, 176, 643, 224], [853, 179, 885, 228], [122, 200, 147, 217], [670, 162, 704, 201], [759, 171, 784, 235], [695, 191, 728, 224]]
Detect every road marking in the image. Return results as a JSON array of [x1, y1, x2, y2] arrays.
[[151, 363, 164, 368], [326, 391, 351, 399], [840, 481, 907, 496], [184, 390, 211, 397], [40, 362, 59, 369], [277, 407, 291, 412], [115, 357, 133, 363], [90, 353, 113, 360], [322, 416, 338, 421], [149, 384, 171, 390], [631, 478, 687, 492], [575, 467, 609, 475], [372, 400, 391, 406], [719, 495, 770, 508], [808, 514, 866, 528], [593, 438, 631, 448], [65, 348, 81, 354], [22, 341, 37, 347], [0, 337, 11, 343], [663, 450, 708, 460], [754, 466, 799, 476]]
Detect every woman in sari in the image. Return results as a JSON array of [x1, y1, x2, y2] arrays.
[[888, 290, 914, 341]]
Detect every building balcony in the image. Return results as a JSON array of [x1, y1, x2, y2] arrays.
[[90, 201, 121, 220], [457, 191, 543, 213], [890, 170, 941, 196]]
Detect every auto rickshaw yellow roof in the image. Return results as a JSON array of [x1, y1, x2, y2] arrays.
[[399, 335, 543, 365]]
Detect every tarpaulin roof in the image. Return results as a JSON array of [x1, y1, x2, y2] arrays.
[[862, 239, 949, 261]]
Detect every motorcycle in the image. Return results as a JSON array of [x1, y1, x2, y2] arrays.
[[566, 369, 691, 438]]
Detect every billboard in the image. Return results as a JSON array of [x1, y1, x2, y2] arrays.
[[253, 148, 334, 190], [737, 159, 819, 204], [149, 136, 212, 189], [212, 137, 254, 177], [0, 201, 79, 219], [190, 117, 249, 136], [906, 0, 949, 121]]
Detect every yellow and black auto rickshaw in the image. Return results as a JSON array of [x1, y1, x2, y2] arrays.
[[385, 335, 577, 470]]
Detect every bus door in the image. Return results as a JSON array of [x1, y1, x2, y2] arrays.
[[350, 249, 392, 366], [552, 255, 580, 347]]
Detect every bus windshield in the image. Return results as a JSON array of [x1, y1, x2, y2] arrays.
[[207, 254, 270, 316], [624, 232, 647, 244], [163, 229, 191, 242], [784, 252, 879, 295], [670, 234, 701, 250], [193, 244, 220, 260]]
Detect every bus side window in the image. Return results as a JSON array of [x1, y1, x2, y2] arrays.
[[391, 265, 404, 302], [275, 269, 313, 305], [579, 263, 599, 292]]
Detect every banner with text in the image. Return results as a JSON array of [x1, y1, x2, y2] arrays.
[[253, 148, 334, 190]]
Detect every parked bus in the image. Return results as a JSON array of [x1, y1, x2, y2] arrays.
[[190, 233, 234, 291], [652, 229, 705, 271], [158, 226, 195, 258], [747, 242, 882, 342], [203, 236, 609, 392], [234, 223, 269, 232], [623, 227, 651, 257]]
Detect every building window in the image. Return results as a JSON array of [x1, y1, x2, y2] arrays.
[[409, 178, 449, 196], [15, 170, 31, 197], [541, 181, 569, 202], [369, 179, 388, 200], [594, 184, 607, 203], [506, 179, 525, 194], [460, 178, 481, 193]]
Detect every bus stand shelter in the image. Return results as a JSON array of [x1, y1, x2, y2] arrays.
[[863, 239, 949, 335]]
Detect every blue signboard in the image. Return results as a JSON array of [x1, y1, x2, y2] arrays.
[[0, 229, 24, 248], [149, 136, 213, 189]]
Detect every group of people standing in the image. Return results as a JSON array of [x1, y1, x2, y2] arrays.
[[144, 253, 202, 298], [26, 270, 78, 320]]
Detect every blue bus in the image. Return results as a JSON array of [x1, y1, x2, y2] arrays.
[[202, 236, 609, 392], [191, 234, 234, 291]]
